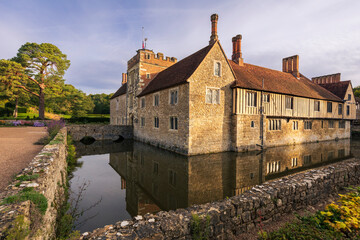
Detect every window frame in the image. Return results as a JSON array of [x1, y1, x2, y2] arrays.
[[314, 101, 320, 112], [304, 120, 312, 130], [140, 97, 145, 108], [205, 87, 220, 104], [327, 102, 332, 113], [214, 61, 221, 77], [153, 93, 160, 106], [169, 88, 179, 105], [140, 117, 145, 127], [338, 103, 343, 115], [154, 116, 159, 129], [169, 116, 178, 130], [293, 121, 299, 130], [328, 120, 334, 128], [246, 91, 257, 107], [285, 96, 294, 110], [347, 105, 350, 116], [146, 73, 150, 79]]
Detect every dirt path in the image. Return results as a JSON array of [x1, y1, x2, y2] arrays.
[[0, 127, 48, 191]]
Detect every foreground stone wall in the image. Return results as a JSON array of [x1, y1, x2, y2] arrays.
[[67, 124, 133, 141], [81, 157, 360, 240], [0, 128, 68, 239]]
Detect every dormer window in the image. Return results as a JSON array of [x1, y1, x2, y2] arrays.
[[214, 61, 221, 77]]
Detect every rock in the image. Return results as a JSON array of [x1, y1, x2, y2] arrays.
[[26, 183, 39, 188], [135, 215, 143, 221], [121, 221, 129, 227], [82, 232, 89, 236], [148, 218, 155, 223]]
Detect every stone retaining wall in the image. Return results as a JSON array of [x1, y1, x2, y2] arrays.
[[0, 128, 68, 239], [67, 124, 133, 141], [81, 157, 360, 240]]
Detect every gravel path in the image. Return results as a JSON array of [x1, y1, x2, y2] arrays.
[[0, 127, 48, 191]]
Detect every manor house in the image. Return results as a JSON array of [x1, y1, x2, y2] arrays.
[[110, 14, 355, 155]]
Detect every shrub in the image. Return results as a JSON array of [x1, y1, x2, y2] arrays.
[[33, 122, 45, 127]]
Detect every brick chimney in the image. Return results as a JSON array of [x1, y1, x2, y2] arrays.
[[232, 34, 244, 66], [209, 14, 219, 45], [282, 55, 300, 78], [122, 73, 127, 84], [311, 73, 341, 84]]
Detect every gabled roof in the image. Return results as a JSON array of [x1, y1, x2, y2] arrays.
[[138, 43, 214, 97], [318, 81, 351, 100], [230, 61, 342, 102], [110, 83, 127, 99]]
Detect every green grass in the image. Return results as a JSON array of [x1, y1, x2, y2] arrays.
[[1, 188, 48, 215], [16, 174, 40, 181]]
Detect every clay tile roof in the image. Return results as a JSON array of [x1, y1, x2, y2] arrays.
[[229, 61, 342, 102], [138, 43, 214, 97], [110, 83, 127, 99], [318, 81, 351, 100]]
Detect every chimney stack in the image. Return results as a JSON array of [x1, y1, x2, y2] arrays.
[[282, 55, 300, 78], [122, 73, 127, 84], [209, 14, 219, 45], [232, 34, 244, 66], [311, 73, 341, 84]]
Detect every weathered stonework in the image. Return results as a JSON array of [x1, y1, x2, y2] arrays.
[[80, 157, 360, 240], [67, 124, 133, 141], [110, 94, 127, 125], [0, 128, 68, 239], [135, 84, 189, 155]]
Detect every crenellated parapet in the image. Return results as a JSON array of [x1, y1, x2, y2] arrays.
[[127, 49, 177, 69]]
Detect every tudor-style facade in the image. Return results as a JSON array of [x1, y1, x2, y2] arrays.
[[110, 14, 356, 155]]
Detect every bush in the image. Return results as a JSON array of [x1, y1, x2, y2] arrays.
[[259, 187, 360, 239], [66, 117, 109, 124]]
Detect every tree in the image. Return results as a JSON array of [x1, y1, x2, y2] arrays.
[[0, 60, 31, 117], [8, 43, 70, 119], [89, 93, 112, 114]]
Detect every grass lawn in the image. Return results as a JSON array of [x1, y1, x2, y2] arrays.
[[0, 113, 109, 120]]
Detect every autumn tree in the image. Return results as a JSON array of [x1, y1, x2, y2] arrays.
[[1, 43, 70, 119]]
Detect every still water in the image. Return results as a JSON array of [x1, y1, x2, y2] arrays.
[[70, 139, 354, 232]]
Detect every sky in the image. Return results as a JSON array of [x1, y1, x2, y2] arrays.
[[0, 0, 359, 94]]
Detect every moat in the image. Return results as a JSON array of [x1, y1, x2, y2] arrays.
[[70, 139, 354, 232]]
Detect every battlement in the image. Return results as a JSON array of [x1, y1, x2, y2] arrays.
[[127, 49, 177, 69]]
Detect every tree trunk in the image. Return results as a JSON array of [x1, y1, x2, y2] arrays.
[[39, 88, 45, 119], [13, 97, 18, 118]]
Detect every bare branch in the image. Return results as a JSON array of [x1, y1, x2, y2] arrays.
[[16, 85, 39, 97]]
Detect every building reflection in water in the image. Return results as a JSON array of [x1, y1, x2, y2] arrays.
[[109, 139, 352, 217]]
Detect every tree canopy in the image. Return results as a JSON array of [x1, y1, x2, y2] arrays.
[[1, 42, 70, 119]]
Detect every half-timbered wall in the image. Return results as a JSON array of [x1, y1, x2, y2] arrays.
[[233, 88, 348, 119]]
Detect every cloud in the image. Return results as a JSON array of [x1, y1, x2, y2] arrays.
[[1, 0, 359, 93]]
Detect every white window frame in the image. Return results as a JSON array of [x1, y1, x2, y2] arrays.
[[285, 96, 294, 110], [205, 87, 220, 104], [169, 88, 179, 105], [293, 121, 298, 130], [153, 93, 160, 106], [314, 101, 320, 112], [214, 61, 221, 77], [246, 91, 257, 107]]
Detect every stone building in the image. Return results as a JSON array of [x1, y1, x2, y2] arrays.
[[110, 13, 356, 155]]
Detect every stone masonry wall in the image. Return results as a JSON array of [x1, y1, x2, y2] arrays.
[[110, 94, 127, 125], [135, 84, 190, 155], [67, 124, 133, 141], [80, 157, 360, 240], [188, 42, 235, 155], [0, 128, 68, 239]]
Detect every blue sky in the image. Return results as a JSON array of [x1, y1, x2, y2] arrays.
[[1, 0, 359, 94]]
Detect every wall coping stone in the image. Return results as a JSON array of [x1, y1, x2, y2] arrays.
[[0, 127, 68, 239], [80, 157, 360, 240]]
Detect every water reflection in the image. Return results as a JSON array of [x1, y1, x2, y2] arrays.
[[72, 139, 352, 232], [108, 139, 351, 216]]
